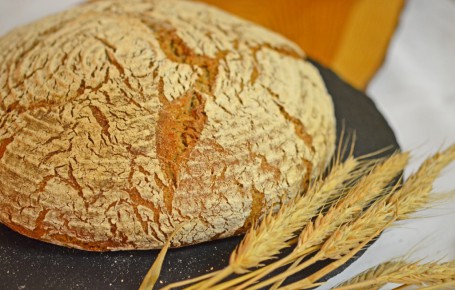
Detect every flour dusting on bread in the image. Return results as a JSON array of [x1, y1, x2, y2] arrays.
[[0, 0, 335, 251]]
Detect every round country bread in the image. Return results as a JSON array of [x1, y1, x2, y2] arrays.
[[0, 0, 336, 251]]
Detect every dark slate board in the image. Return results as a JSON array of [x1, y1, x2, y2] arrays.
[[0, 62, 400, 290]]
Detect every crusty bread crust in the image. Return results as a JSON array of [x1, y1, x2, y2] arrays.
[[0, 0, 336, 251]]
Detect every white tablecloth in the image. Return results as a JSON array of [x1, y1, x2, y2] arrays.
[[1, 0, 454, 288], [327, 0, 455, 288]]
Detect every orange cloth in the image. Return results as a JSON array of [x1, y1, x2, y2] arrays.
[[199, 0, 404, 90]]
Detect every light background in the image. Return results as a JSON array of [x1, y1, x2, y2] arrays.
[[1, 0, 454, 288]]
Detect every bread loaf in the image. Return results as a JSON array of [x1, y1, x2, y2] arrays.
[[0, 0, 336, 251]]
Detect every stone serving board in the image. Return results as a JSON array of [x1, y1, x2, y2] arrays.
[[0, 62, 399, 289]]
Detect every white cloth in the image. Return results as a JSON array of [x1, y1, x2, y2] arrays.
[[326, 0, 455, 288], [1, 0, 454, 288]]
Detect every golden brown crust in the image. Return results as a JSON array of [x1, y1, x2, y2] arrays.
[[0, 0, 336, 251]]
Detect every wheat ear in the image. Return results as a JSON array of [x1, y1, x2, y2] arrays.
[[238, 153, 408, 290], [326, 145, 455, 261], [297, 153, 408, 251], [248, 222, 390, 290], [231, 155, 367, 271], [269, 154, 401, 290], [273, 145, 455, 289], [184, 154, 361, 290], [206, 145, 455, 290], [337, 260, 406, 289], [335, 260, 455, 289]]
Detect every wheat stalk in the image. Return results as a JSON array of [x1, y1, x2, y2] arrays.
[[387, 145, 455, 212], [419, 280, 455, 290], [140, 224, 186, 290], [335, 260, 455, 289], [271, 145, 455, 290], [269, 157, 399, 290], [326, 144, 455, 260], [231, 156, 368, 272], [248, 145, 455, 290], [213, 146, 455, 289], [213, 160, 377, 290], [244, 220, 391, 290], [337, 260, 407, 289], [156, 145, 455, 290], [296, 153, 407, 252], [178, 151, 364, 289], [237, 153, 408, 289]]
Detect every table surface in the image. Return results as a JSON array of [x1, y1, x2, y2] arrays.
[[1, 1, 454, 289]]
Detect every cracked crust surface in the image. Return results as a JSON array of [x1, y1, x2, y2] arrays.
[[0, 0, 336, 251]]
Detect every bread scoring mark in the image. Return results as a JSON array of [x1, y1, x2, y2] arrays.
[[142, 20, 230, 218], [273, 100, 314, 151], [105, 50, 125, 75], [301, 158, 314, 192], [235, 185, 265, 234], [258, 154, 282, 181], [249, 44, 302, 86], [33, 208, 50, 238], [154, 173, 174, 213], [156, 91, 208, 211], [0, 137, 14, 160], [141, 19, 226, 95], [250, 66, 259, 85], [157, 78, 169, 105], [40, 143, 73, 165], [33, 175, 55, 195], [89, 105, 111, 141], [258, 43, 303, 60], [257, 84, 315, 154], [123, 187, 162, 240]]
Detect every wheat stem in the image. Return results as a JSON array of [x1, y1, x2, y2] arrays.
[[277, 222, 391, 290], [186, 267, 233, 290], [335, 261, 406, 290], [162, 271, 219, 289], [244, 224, 383, 290], [140, 225, 183, 290], [270, 256, 304, 289], [267, 145, 455, 289], [228, 157, 376, 289], [191, 154, 361, 289], [256, 153, 407, 289], [391, 285, 409, 290], [209, 246, 319, 290], [170, 145, 455, 290], [223, 154, 404, 290], [246, 253, 324, 290], [420, 281, 455, 290]]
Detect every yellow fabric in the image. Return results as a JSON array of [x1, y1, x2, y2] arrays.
[[199, 0, 405, 90]]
